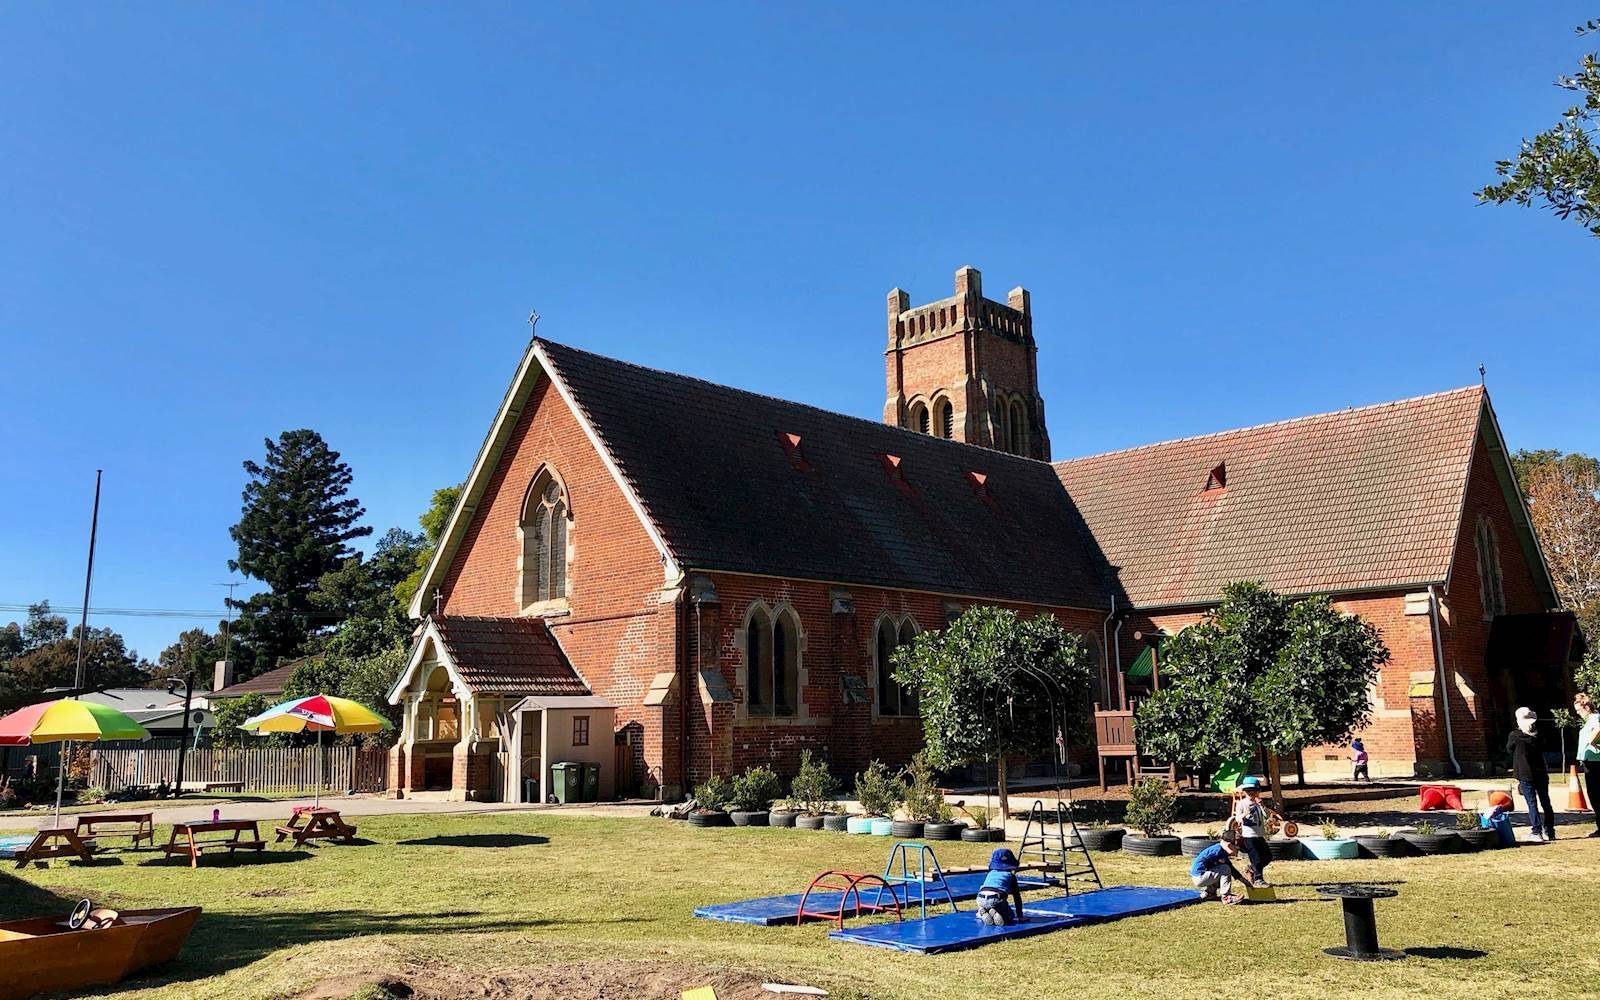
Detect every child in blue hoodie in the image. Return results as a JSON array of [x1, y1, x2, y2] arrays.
[[975, 848, 1026, 926]]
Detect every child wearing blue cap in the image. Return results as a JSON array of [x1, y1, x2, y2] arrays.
[[975, 848, 1026, 927], [1230, 777, 1281, 887]]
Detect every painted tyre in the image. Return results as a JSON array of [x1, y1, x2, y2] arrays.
[[846, 816, 877, 835], [868, 818, 893, 836], [1301, 838, 1358, 861]]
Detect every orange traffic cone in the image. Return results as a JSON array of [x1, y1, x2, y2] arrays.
[[1568, 766, 1589, 812]]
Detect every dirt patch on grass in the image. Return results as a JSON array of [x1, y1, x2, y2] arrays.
[[302, 960, 781, 1000]]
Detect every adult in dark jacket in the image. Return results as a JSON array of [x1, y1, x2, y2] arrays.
[[1507, 707, 1555, 842]]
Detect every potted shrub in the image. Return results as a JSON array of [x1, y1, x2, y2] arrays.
[[956, 802, 1005, 842], [1122, 778, 1180, 856], [1302, 817, 1358, 861], [1397, 819, 1458, 855], [728, 765, 781, 827], [789, 750, 840, 830], [1355, 827, 1403, 858], [769, 797, 799, 829], [688, 775, 734, 828], [1180, 826, 1218, 857], [851, 760, 903, 835], [1454, 810, 1498, 852], [902, 753, 951, 840]]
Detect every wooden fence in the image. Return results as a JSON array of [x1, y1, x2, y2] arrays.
[[91, 744, 388, 794]]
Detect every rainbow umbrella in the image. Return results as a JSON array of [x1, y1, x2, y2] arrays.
[[239, 694, 391, 805], [0, 698, 149, 824]]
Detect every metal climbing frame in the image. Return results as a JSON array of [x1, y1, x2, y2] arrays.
[[1019, 799, 1104, 895], [878, 841, 961, 919], [795, 870, 904, 929]]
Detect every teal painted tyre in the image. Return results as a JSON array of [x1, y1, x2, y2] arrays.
[[869, 818, 893, 836], [846, 816, 878, 834], [1302, 837, 1358, 860]]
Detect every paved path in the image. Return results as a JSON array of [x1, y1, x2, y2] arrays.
[[0, 796, 656, 832]]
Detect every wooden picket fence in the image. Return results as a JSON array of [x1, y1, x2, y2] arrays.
[[91, 743, 388, 794]]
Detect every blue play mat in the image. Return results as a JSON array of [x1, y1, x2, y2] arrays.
[[0, 834, 35, 857]]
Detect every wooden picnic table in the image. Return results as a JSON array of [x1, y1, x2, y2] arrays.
[[274, 806, 358, 847], [161, 818, 266, 868], [75, 811, 155, 849], [12, 827, 96, 869]]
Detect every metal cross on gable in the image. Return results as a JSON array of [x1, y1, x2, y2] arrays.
[[432, 588, 444, 618]]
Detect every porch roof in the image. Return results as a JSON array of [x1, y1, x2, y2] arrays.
[[423, 615, 591, 698]]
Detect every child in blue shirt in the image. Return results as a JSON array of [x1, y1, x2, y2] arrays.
[[1189, 833, 1244, 904], [975, 848, 1026, 926]]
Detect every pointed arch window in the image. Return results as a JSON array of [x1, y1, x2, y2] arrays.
[[744, 604, 801, 717], [520, 469, 569, 608], [934, 397, 954, 439], [1476, 516, 1506, 619], [1009, 399, 1027, 455], [909, 401, 930, 435], [875, 615, 920, 716]]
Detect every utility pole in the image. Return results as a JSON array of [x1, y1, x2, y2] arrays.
[[168, 673, 195, 798], [57, 470, 102, 824]]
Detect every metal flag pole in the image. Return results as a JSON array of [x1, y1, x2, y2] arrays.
[[55, 470, 102, 827]]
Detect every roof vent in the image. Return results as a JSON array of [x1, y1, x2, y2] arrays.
[[966, 470, 994, 502], [1202, 462, 1227, 493], [778, 431, 810, 472], [880, 453, 914, 494]]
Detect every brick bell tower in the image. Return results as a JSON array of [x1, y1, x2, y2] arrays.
[[883, 265, 1050, 460]]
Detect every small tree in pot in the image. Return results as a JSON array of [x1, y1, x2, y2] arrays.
[[789, 750, 841, 830], [728, 764, 782, 827], [904, 752, 958, 840], [688, 775, 734, 828], [1122, 778, 1180, 856], [852, 760, 904, 834]]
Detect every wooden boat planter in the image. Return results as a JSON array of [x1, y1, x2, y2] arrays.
[[0, 905, 200, 1000]]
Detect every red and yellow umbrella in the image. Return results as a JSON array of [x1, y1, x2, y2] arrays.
[[0, 698, 149, 824], [0, 698, 148, 746], [240, 693, 391, 805]]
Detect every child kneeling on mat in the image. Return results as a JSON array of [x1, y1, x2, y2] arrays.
[[975, 848, 1026, 927], [1190, 832, 1244, 904]]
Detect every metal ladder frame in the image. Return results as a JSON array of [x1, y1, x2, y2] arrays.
[[1018, 798, 1104, 896], [877, 841, 961, 919]]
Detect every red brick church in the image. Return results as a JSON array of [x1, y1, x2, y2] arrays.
[[386, 266, 1577, 801]]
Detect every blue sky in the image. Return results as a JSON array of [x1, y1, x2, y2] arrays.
[[2, 4, 1596, 662]]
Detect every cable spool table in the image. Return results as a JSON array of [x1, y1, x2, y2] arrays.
[[1316, 884, 1404, 961]]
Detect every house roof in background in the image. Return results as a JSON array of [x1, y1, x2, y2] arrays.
[[537, 338, 1116, 610], [431, 616, 590, 697], [210, 659, 302, 699], [1053, 386, 1490, 608]]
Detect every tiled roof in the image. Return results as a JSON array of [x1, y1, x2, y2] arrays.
[[538, 339, 1116, 611], [1053, 386, 1487, 608], [211, 659, 302, 698], [433, 615, 590, 696]]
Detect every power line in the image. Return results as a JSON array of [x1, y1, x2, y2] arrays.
[[0, 603, 350, 622]]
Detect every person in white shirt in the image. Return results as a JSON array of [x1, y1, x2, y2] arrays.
[[1576, 693, 1600, 839]]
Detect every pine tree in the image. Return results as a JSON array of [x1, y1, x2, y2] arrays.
[[228, 429, 371, 669]]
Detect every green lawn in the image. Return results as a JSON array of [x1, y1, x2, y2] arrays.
[[5, 811, 1599, 1000]]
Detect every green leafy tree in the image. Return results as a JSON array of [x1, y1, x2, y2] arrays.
[[892, 606, 1093, 822], [0, 623, 150, 712], [153, 625, 258, 684], [228, 429, 372, 667], [1478, 20, 1600, 236], [395, 484, 463, 609], [211, 693, 270, 746], [1135, 582, 1389, 803], [1576, 649, 1600, 699]]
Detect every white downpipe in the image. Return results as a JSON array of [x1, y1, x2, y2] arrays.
[[1428, 586, 1462, 776]]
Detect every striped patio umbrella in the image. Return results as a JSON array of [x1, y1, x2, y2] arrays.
[[239, 694, 391, 805], [0, 698, 149, 824]]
